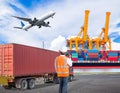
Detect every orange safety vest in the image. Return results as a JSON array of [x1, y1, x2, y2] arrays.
[[55, 55, 69, 77]]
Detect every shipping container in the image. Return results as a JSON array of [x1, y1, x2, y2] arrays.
[[0, 43, 74, 89], [87, 50, 99, 53], [0, 43, 59, 77], [88, 55, 99, 58], [119, 58, 120, 61], [78, 57, 84, 60], [107, 57, 118, 61], [71, 58, 78, 61], [72, 49, 120, 69]]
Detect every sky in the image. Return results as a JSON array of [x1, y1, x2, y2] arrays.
[[0, 0, 120, 51]]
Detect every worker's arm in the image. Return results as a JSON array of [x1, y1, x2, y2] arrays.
[[67, 58, 72, 67]]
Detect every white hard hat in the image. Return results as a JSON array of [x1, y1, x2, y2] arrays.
[[61, 47, 67, 53]]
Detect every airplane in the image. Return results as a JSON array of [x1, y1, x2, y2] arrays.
[[12, 11, 55, 31]]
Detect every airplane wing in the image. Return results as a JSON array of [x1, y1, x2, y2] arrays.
[[14, 27, 22, 29], [12, 16, 32, 22]]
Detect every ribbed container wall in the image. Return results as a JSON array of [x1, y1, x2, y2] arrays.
[[99, 51, 108, 60], [0, 44, 59, 77], [107, 51, 118, 61], [68, 49, 120, 62], [87, 50, 99, 61], [87, 50, 99, 53], [71, 50, 78, 61], [78, 51, 84, 61], [0, 44, 13, 76]]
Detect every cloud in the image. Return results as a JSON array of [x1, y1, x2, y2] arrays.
[[109, 32, 120, 43], [109, 32, 119, 38], [0, 1, 13, 16], [0, 0, 120, 51], [50, 35, 66, 51], [111, 42, 120, 50], [8, 3, 26, 16], [49, 0, 120, 50]]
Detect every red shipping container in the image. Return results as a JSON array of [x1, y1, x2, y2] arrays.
[[88, 54, 98, 56], [88, 55, 98, 58], [0, 44, 59, 77], [107, 57, 118, 61], [71, 58, 78, 61], [100, 52, 108, 57], [67, 50, 71, 53]]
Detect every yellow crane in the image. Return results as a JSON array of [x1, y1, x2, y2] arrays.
[[66, 10, 111, 51], [90, 12, 111, 50], [66, 10, 90, 52]]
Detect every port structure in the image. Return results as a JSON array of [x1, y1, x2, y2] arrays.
[[89, 12, 111, 50], [66, 10, 111, 51], [66, 10, 90, 52]]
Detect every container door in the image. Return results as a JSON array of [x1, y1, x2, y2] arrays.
[[0, 45, 13, 76]]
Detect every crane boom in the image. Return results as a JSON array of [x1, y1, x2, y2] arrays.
[[104, 12, 111, 42], [67, 10, 111, 51], [83, 10, 90, 41]]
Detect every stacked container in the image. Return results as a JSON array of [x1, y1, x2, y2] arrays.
[[119, 51, 120, 61], [71, 50, 78, 62], [78, 50, 85, 61], [69, 49, 120, 62], [87, 50, 99, 61], [107, 51, 118, 61], [99, 51, 108, 60]]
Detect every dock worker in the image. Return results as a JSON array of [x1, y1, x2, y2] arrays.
[[55, 47, 72, 93]]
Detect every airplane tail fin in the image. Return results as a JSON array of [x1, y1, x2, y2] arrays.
[[21, 21, 25, 27], [14, 21, 25, 30]]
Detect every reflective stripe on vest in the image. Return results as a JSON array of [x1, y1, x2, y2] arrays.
[[56, 55, 69, 77], [57, 66, 68, 68]]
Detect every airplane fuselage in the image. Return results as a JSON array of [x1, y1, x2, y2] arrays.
[[22, 24, 32, 31], [34, 11, 55, 26], [13, 11, 55, 31]]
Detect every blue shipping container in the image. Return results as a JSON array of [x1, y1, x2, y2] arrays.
[[108, 53, 118, 56], [87, 58, 99, 61], [71, 50, 76, 53], [88, 50, 99, 53], [119, 58, 120, 61], [78, 58, 84, 61], [78, 55, 84, 58]]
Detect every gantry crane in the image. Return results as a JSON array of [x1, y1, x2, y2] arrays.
[[89, 12, 111, 50], [66, 10, 90, 52]]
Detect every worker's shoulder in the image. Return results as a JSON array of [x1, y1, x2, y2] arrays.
[[59, 55, 66, 57]]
